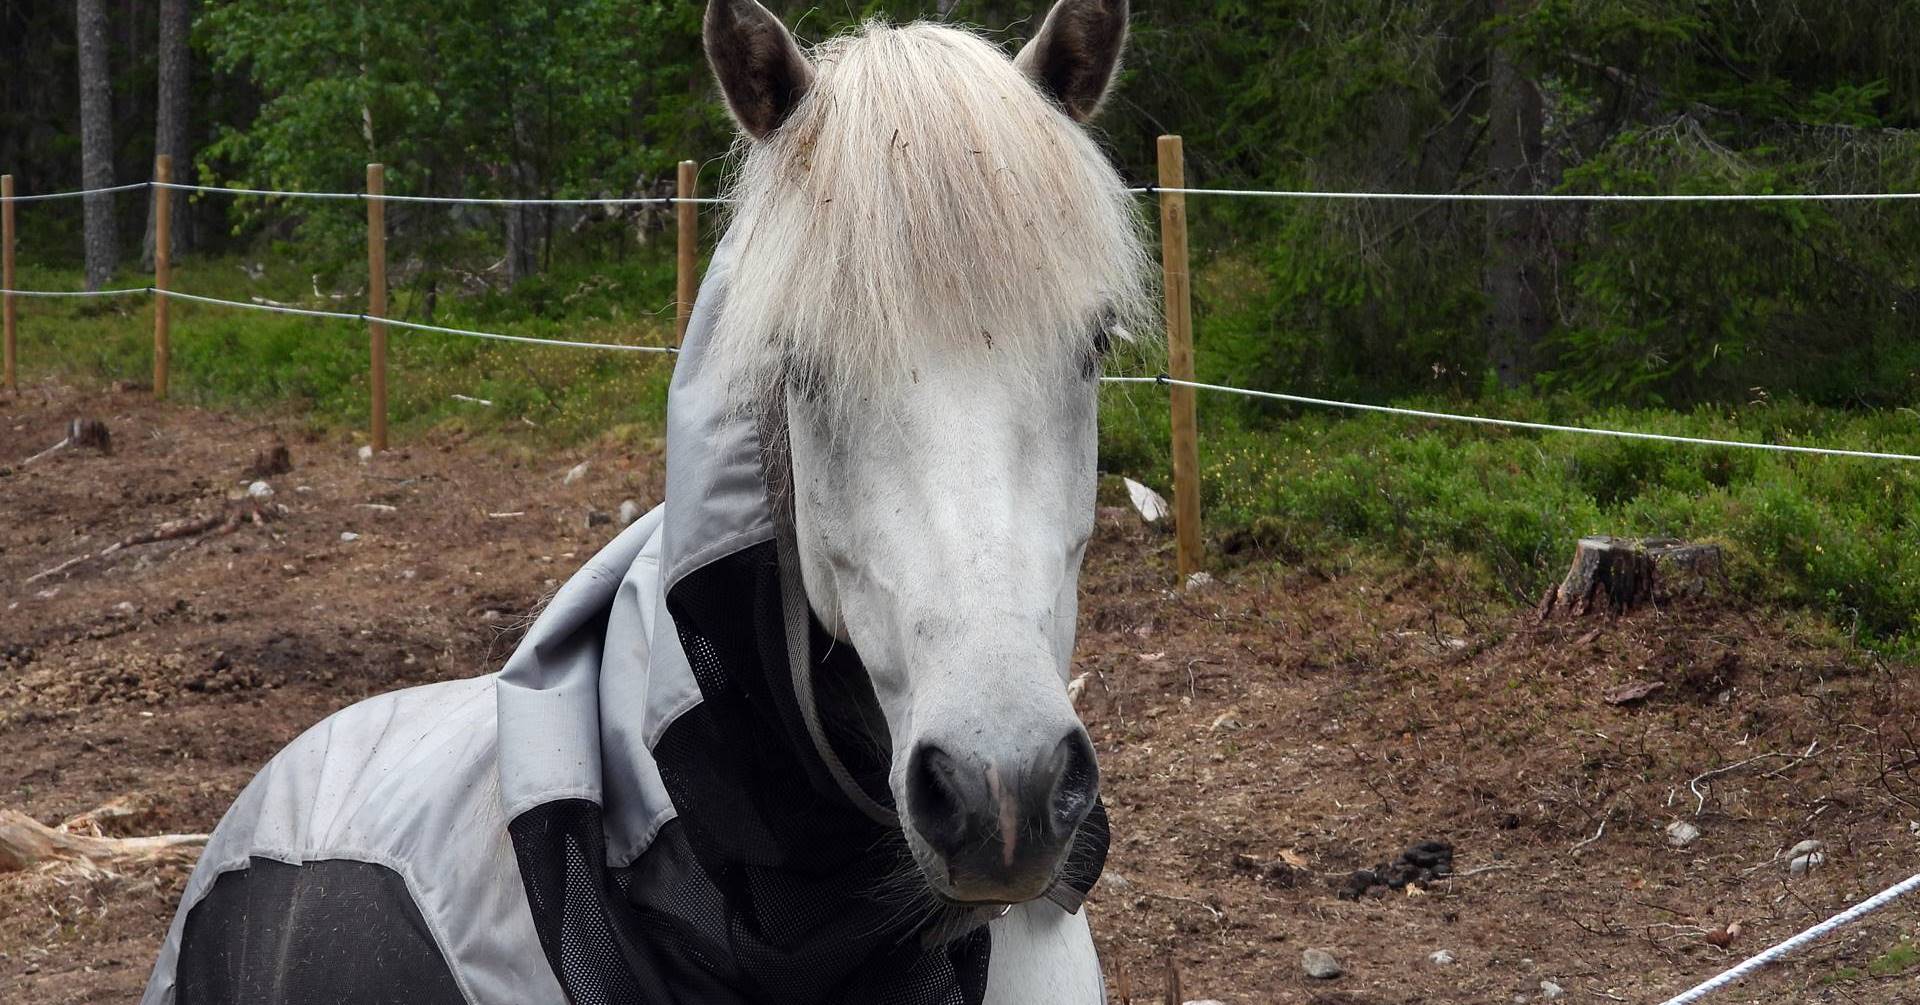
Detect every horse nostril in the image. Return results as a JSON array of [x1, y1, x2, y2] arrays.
[[1046, 729, 1099, 839], [906, 742, 974, 859]]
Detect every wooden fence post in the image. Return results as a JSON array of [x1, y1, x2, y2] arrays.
[[1157, 135, 1202, 581], [2, 174, 15, 392], [675, 159, 698, 346], [366, 163, 388, 453], [152, 155, 172, 399]]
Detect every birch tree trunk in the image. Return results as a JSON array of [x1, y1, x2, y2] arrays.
[[143, 0, 193, 270], [76, 0, 117, 291]]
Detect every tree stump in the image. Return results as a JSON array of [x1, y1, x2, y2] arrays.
[[1539, 536, 1723, 618]]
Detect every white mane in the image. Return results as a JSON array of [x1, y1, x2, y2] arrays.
[[712, 19, 1153, 404]]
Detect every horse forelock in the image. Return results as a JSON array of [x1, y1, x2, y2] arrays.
[[713, 19, 1154, 407]]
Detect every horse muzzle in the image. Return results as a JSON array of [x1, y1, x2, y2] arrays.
[[904, 725, 1099, 902]]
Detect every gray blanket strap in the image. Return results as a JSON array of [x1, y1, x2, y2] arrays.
[[758, 392, 900, 828]]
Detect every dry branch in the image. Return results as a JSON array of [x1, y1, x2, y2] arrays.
[[23, 500, 270, 584], [0, 808, 205, 873]]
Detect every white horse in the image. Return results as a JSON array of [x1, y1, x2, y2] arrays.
[[143, 3, 1148, 1002]]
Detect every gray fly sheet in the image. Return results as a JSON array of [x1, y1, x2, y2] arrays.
[[140, 238, 1106, 1005]]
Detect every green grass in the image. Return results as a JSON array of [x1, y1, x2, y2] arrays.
[[1099, 381, 1920, 649], [15, 252, 1920, 649], [9, 252, 680, 449]]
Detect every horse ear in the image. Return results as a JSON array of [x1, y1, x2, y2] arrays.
[[1014, 0, 1129, 122], [704, 0, 814, 140]]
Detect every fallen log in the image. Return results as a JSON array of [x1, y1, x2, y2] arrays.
[[1539, 536, 1724, 618], [0, 807, 206, 873], [22, 500, 271, 584]]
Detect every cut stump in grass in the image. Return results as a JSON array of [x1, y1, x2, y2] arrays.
[[1539, 536, 1724, 619], [0, 806, 206, 874]]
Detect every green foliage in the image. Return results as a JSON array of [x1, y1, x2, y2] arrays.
[[1100, 380, 1920, 647]]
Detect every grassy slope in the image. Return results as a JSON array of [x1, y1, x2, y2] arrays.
[[12, 252, 1920, 648]]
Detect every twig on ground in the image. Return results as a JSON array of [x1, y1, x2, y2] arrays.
[[1140, 890, 1224, 923], [1690, 741, 1821, 815]]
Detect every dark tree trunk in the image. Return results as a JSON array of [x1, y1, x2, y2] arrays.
[[1482, 0, 1547, 387], [504, 104, 541, 286], [142, 0, 192, 270], [76, 0, 117, 291]]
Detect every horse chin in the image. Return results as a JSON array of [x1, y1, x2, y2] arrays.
[[902, 825, 1062, 909]]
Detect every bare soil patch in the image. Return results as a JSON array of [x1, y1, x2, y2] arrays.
[[3, 384, 1916, 1003]]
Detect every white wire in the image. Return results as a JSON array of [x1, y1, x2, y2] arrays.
[[8, 179, 1919, 205], [154, 181, 722, 206], [0, 181, 150, 204], [152, 289, 677, 354], [1125, 185, 1920, 203], [153, 181, 360, 202], [371, 192, 728, 206], [1655, 871, 1920, 1005], [0, 286, 152, 298], [1100, 376, 1920, 462]]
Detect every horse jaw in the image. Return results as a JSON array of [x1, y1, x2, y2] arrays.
[[785, 350, 1100, 905]]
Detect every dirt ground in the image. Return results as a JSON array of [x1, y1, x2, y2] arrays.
[[3, 383, 1916, 1004]]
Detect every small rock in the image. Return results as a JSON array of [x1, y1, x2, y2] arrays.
[[340, 532, 361, 542], [1186, 571, 1215, 590], [1428, 950, 1455, 966], [246, 480, 274, 499], [1209, 709, 1245, 732], [563, 461, 591, 485], [1665, 820, 1701, 848], [1300, 948, 1342, 980], [1786, 839, 1824, 860], [1789, 851, 1825, 876], [585, 510, 613, 529], [1539, 980, 1565, 999], [358, 445, 374, 462], [618, 499, 642, 526]]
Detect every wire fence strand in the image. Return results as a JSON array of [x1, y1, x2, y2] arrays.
[[0, 286, 152, 298], [152, 181, 722, 206], [1124, 185, 1920, 203], [152, 288, 677, 353], [10, 178, 1920, 206], [0, 181, 151, 204], [1100, 376, 1920, 462]]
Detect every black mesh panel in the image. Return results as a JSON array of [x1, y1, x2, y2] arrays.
[[507, 540, 1107, 1003], [174, 856, 464, 1005]]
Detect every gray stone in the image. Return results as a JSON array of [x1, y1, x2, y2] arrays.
[[1786, 839, 1824, 860], [563, 461, 591, 485], [1301, 948, 1342, 980], [585, 510, 613, 529], [618, 499, 643, 526], [246, 480, 274, 499], [340, 531, 360, 542], [1428, 950, 1456, 966], [1539, 980, 1565, 1000], [1665, 820, 1701, 848], [1789, 851, 1826, 876]]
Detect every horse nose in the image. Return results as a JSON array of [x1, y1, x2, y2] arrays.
[[905, 728, 1099, 893]]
